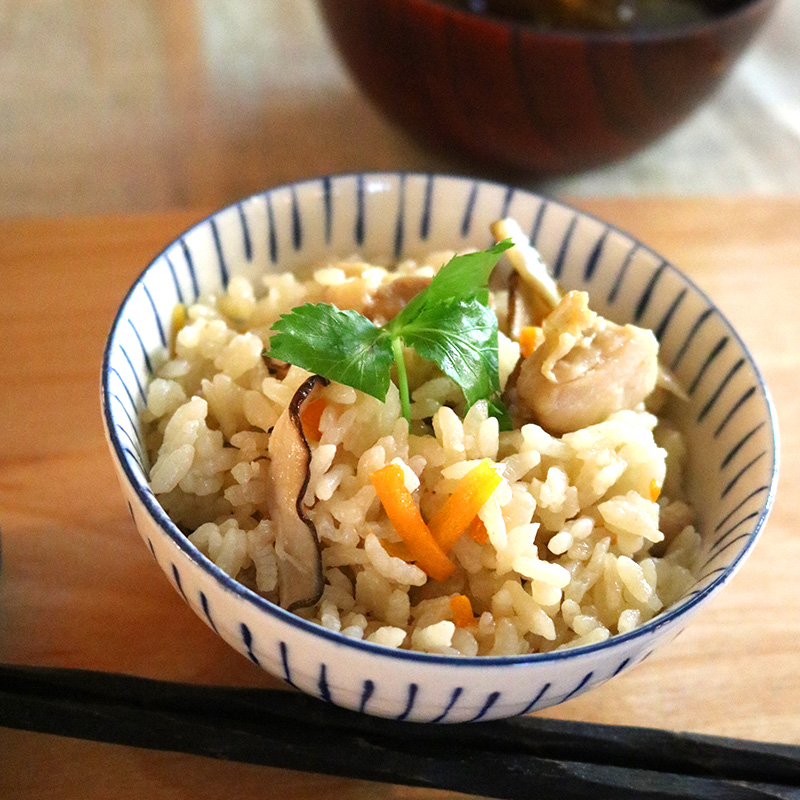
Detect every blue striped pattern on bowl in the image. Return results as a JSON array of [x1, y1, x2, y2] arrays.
[[102, 173, 778, 722]]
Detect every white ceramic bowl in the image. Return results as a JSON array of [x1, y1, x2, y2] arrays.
[[102, 173, 778, 722]]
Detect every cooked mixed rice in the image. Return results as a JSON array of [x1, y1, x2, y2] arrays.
[[142, 228, 700, 656]]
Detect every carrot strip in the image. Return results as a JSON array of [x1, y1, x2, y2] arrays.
[[519, 325, 544, 359], [300, 397, 327, 441], [650, 478, 661, 503], [370, 464, 454, 582], [467, 515, 489, 544], [449, 594, 474, 628], [428, 460, 502, 553], [380, 540, 414, 562]]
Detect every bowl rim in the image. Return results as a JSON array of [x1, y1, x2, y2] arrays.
[[388, 0, 777, 43], [101, 170, 779, 667]]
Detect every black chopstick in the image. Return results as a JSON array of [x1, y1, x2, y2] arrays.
[[1, 664, 798, 799]]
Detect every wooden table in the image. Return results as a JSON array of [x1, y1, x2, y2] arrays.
[[1, 199, 798, 798]]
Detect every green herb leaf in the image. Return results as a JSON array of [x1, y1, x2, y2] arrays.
[[398, 296, 499, 408], [488, 398, 513, 432], [266, 240, 514, 426], [392, 240, 513, 330], [268, 303, 394, 400]]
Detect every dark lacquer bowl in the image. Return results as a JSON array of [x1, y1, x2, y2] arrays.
[[317, 0, 776, 174]]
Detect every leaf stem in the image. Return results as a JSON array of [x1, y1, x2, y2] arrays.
[[391, 336, 411, 424]]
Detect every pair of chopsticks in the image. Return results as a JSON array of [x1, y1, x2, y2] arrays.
[[1, 664, 799, 799]]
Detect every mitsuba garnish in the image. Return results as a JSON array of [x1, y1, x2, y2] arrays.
[[266, 241, 513, 428]]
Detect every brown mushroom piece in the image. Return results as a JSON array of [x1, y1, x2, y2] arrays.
[[262, 353, 291, 380], [510, 291, 659, 435], [267, 374, 328, 611]]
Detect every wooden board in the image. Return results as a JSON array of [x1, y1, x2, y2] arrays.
[[1, 199, 798, 798]]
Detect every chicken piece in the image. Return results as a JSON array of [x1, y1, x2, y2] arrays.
[[323, 273, 432, 324], [363, 274, 432, 324], [322, 276, 375, 317], [490, 218, 683, 408], [509, 291, 659, 435]]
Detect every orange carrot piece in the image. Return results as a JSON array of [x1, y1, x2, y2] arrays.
[[650, 478, 661, 503], [519, 325, 544, 359], [428, 460, 502, 553], [370, 464, 454, 582], [467, 515, 489, 544], [300, 397, 327, 441], [449, 594, 474, 628], [380, 539, 415, 562]]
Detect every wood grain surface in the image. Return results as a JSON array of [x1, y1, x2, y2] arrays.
[[0, 199, 798, 798]]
